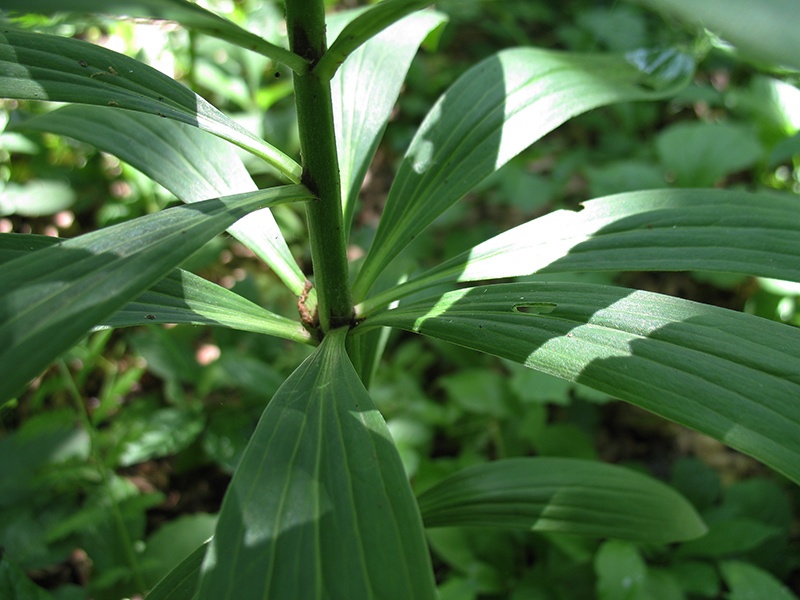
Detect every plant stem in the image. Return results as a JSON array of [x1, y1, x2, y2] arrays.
[[285, 0, 354, 332]]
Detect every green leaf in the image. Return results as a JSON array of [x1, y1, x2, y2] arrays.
[[196, 328, 436, 600], [628, 0, 800, 70], [1, 0, 309, 74], [359, 189, 800, 315], [329, 9, 447, 235], [351, 46, 694, 301], [143, 515, 217, 589], [355, 282, 800, 484], [595, 541, 648, 600], [0, 553, 55, 600], [19, 105, 308, 295], [0, 180, 75, 217], [675, 517, 781, 558], [98, 269, 311, 343], [0, 185, 312, 402], [417, 458, 706, 543], [656, 122, 763, 186], [145, 541, 208, 600], [719, 560, 799, 600], [0, 29, 302, 181], [317, 0, 437, 80], [0, 234, 311, 344]]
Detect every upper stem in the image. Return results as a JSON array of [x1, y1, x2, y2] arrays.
[[285, 0, 354, 332]]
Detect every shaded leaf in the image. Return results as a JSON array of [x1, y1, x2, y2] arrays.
[[359, 189, 800, 314], [329, 9, 447, 234], [317, 0, 437, 80], [1, 0, 308, 73], [99, 269, 311, 343], [0, 553, 55, 600], [0, 233, 311, 344], [352, 46, 694, 300], [0, 185, 313, 402], [417, 458, 706, 543], [720, 560, 799, 600], [19, 105, 308, 295], [0, 29, 301, 180], [656, 122, 762, 186], [197, 328, 436, 600], [145, 541, 208, 600], [356, 282, 800, 484]]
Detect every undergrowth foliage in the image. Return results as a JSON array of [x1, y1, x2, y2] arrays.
[[1, 0, 800, 598]]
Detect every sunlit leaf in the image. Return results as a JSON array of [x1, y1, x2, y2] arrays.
[[628, 0, 800, 70], [0, 185, 313, 402], [317, 0, 437, 80], [329, 9, 447, 234], [1, 0, 308, 74], [417, 458, 706, 543], [197, 328, 436, 600], [359, 189, 800, 315], [19, 105, 308, 295], [351, 46, 694, 301], [356, 282, 800, 484], [0, 29, 302, 181]]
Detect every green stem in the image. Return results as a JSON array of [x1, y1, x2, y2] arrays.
[[285, 0, 354, 332], [58, 360, 147, 594]]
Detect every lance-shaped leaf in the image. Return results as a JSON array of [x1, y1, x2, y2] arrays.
[[359, 189, 800, 315], [351, 46, 694, 301], [146, 540, 208, 600], [417, 458, 706, 543], [197, 328, 436, 600], [0, 184, 313, 402], [19, 105, 309, 296], [317, 0, 437, 81], [0, 29, 302, 181], [0, 0, 309, 74], [0, 233, 311, 343], [98, 269, 311, 343], [628, 0, 800, 71], [355, 282, 800, 485], [329, 9, 447, 236]]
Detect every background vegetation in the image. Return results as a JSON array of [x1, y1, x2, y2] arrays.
[[2, 0, 800, 598]]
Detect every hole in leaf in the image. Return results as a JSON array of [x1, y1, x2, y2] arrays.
[[513, 303, 557, 315]]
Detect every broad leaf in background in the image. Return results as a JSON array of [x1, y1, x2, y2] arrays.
[[655, 122, 763, 186], [627, 0, 800, 70], [0, 553, 55, 600], [329, 9, 447, 234], [317, 0, 437, 80], [417, 458, 706, 543], [0, 185, 313, 402], [146, 541, 208, 600], [356, 282, 800, 484], [19, 105, 309, 296], [197, 328, 436, 600], [0, 29, 302, 181], [359, 189, 800, 314], [719, 560, 800, 600], [0, 0, 309, 74], [351, 46, 694, 300], [0, 233, 312, 344]]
